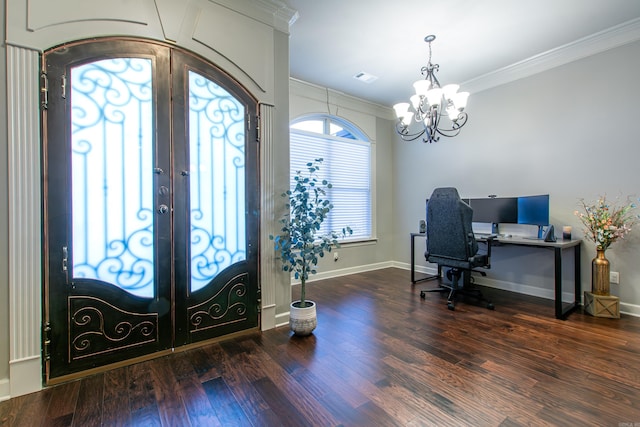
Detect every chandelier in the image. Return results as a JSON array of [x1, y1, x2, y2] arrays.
[[393, 35, 469, 143]]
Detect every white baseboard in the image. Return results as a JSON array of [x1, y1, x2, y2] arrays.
[[292, 261, 394, 285], [286, 261, 394, 324], [398, 261, 575, 300], [397, 261, 569, 300], [474, 276, 575, 303], [393, 262, 640, 317], [275, 311, 290, 328], [261, 303, 277, 331], [620, 302, 640, 317], [0, 378, 9, 402], [9, 355, 42, 398]]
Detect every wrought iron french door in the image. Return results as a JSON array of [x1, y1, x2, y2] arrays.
[[43, 39, 259, 381]]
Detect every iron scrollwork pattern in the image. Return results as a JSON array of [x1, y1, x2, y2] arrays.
[[70, 58, 155, 298], [188, 71, 246, 292], [69, 296, 158, 361], [188, 272, 248, 333]]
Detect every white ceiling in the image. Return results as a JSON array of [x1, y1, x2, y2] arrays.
[[285, 0, 640, 107]]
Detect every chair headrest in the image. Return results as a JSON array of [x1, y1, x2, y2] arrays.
[[431, 187, 460, 200]]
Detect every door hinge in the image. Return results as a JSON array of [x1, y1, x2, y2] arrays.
[[40, 72, 48, 110], [255, 114, 260, 143], [43, 322, 52, 361], [256, 298, 262, 313]]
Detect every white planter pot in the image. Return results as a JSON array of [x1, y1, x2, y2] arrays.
[[289, 300, 317, 336]]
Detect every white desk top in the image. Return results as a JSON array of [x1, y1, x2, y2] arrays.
[[490, 235, 581, 248], [419, 231, 582, 249]]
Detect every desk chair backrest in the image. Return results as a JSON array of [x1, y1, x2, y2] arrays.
[[426, 187, 479, 261]]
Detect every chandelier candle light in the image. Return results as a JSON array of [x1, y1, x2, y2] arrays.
[[393, 35, 469, 144]]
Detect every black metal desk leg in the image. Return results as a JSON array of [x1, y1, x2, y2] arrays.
[[556, 245, 580, 319], [410, 232, 438, 284], [410, 234, 416, 284], [574, 244, 581, 306], [554, 247, 563, 318]]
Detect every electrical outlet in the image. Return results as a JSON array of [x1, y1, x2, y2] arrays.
[[334, 252, 339, 261], [610, 271, 620, 284]]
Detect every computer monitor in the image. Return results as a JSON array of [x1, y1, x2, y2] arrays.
[[518, 194, 550, 238], [517, 194, 549, 225], [468, 197, 518, 224]]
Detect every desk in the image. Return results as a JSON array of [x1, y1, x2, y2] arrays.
[[410, 233, 582, 319]]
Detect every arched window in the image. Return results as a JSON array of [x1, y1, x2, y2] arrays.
[[290, 115, 372, 240]]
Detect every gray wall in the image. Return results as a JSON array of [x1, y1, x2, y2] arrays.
[[394, 39, 640, 314]]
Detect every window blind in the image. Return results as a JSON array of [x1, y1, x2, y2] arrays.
[[290, 130, 371, 240]]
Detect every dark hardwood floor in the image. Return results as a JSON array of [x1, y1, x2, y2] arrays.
[[2, 267, 640, 426]]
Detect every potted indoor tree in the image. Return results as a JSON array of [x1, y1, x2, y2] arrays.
[[271, 158, 351, 336]]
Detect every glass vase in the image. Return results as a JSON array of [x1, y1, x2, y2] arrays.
[[591, 249, 610, 296]]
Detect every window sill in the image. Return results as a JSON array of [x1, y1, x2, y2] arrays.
[[338, 237, 378, 248]]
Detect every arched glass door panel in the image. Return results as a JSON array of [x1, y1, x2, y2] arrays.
[[71, 58, 155, 298], [188, 70, 246, 292]]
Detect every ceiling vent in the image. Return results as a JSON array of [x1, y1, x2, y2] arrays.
[[353, 71, 378, 84]]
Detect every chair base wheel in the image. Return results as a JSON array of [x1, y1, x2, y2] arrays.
[[487, 303, 495, 310], [447, 302, 455, 311], [420, 291, 426, 299]]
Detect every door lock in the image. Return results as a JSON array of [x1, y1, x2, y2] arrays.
[[158, 204, 169, 214], [62, 246, 68, 271]]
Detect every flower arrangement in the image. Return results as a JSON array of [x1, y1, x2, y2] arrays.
[[575, 195, 638, 251]]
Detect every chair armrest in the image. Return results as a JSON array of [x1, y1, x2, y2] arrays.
[[471, 233, 493, 268]]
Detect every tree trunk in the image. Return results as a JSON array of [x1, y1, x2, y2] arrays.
[[300, 265, 307, 307]]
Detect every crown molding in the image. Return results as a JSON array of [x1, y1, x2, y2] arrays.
[[290, 78, 395, 120], [207, 0, 298, 33], [252, 0, 298, 31], [463, 17, 640, 94]]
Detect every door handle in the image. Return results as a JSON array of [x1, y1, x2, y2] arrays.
[[158, 204, 169, 214]]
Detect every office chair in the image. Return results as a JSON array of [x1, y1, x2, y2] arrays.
[[421, 187, 495, 311]]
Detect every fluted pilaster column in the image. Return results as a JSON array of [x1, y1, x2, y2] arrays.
[[7, 44, 43, 397]]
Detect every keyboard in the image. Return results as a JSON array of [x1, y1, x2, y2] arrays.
[[474, 233, 497, 240]]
